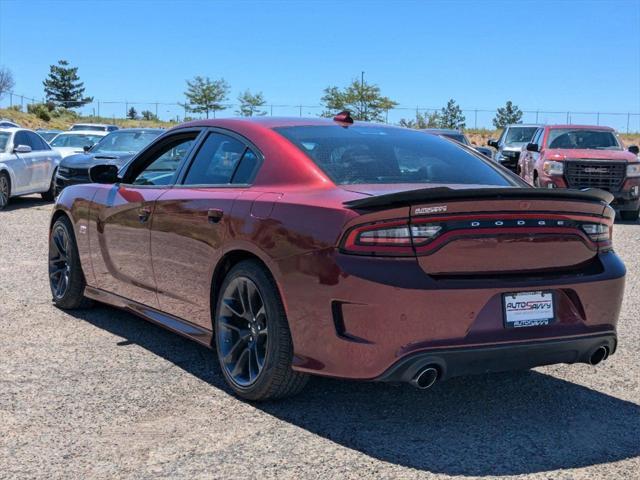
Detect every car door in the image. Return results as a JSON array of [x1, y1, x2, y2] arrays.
[[90, 130, 201, 307], [9, 131, 38, 193], [24, 131, 57, 190], [151, 130, 262, 328]]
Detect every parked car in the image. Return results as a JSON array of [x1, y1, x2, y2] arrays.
[[49, 131, 108, 158], [0, 128, 62, 208], [54, 128, 163, 195], [36, 129, 63, 143], [0, 119, 20, 128], [488, 124, 539, 172], [69, 123, 119, 132], [49, 115, 624, 400], [421, 128, 494, 158], [518, 124, 640, 220]]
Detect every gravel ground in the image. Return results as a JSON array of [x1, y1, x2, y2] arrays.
[[1, 195, 639, 480]]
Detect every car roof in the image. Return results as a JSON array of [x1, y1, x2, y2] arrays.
[[505, 124, 540, 128], [107, 127, 164, 133], [55, 130, 109, 136], [544, 124, 615, 131], [71, 123, 117, 127], [420, 128, 462, 135]]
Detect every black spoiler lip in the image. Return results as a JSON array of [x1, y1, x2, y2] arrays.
[[343, 187, 614, 210]]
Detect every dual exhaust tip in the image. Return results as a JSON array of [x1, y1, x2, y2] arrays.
[[409, 346, 609, 389], [410, 366, 439, 390]]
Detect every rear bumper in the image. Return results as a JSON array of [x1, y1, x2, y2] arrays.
[[375, 333, 617, 383], [283, 251, 625, 380]]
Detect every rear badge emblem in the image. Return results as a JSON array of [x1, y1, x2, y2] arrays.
[[414, 205, 447, 215]]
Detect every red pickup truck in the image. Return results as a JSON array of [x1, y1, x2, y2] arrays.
[[518, 125, 640, 220]]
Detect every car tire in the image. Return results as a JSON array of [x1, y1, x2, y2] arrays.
[[533, 172, 541, 188], [49, 215, 93, 309], [214, 259, 309, 401], [41, 169, 57, 201], [620, 209, 639, 222], [0, 172, 10, 210]]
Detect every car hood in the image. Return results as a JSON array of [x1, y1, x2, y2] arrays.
[[339, 183, 514, 197], [60, 152, 135, 168], [503, 144, 527, 152], [53, 147, 86, 158], [545, 149, 637, 162]]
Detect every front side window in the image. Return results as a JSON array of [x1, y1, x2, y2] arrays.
[[13, 131, 33, 149], [26, 131, 49, 150], [131, 137, 195, 186], [183, 133, 247, 185], [275, 126, 515, 186], [546, 129, 621, 150]]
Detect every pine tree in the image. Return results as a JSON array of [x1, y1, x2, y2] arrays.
[[43, 60, 93, 108], [438, 99, 466, 129], [127, 107, 138, 120], [493, 101, 523, 128]]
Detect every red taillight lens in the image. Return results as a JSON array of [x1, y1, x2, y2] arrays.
[[581, 223, 613, 251], [342, 221, 442, 255]]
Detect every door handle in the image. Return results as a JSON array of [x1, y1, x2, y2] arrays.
[[138, 207, 152, 223], [207, 208, 224, 224]]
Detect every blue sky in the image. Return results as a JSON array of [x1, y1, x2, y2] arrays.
[[0, 0, 639, 129]]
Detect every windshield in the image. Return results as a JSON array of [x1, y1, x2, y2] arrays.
[[92, 131, 161, 154], [505, 127, 537, 145], [546, 129, 621, 150], [51, 133, 104, 148], [0, 132, 10, 152], [38, 132, 60, 142], [70, 125, 107, 132], [275, 126, 514, 186]]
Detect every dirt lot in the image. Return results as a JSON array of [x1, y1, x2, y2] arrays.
[[1, 196, 639, 480]]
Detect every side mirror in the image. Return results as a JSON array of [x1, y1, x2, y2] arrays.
[[89, 164, 120, 184], [83, 145, 92, 153], [526, 142, 539, 152], [487, 139, 498, 148], [13, 144, 32, 154], [628, 145, 639, 155]]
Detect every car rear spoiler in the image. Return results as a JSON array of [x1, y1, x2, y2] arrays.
[[343, 187, 614, 210]]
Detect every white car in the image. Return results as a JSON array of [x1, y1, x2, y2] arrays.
[[0, 128, 62, 209], [49, 131, 108, 159], [69, 123, 118, 132]]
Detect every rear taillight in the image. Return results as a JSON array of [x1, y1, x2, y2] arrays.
[[342, 221, 441, 255], [581, 223, 612, 250]]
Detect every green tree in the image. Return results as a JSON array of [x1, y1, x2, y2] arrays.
[[0, 66, 15, 100], [320, 78, 398, 122], [127, 106, 138, 120], [236, 90, 267, 116], [141, 110, 157, 121], [183, 76, 229, 119], [43, 60, 93, 108], [438, 99, 466, 129], [399, 111, 440, 129], [493, 100, 523, 128]]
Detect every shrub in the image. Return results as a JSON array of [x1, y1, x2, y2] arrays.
[[27, 103, 51, 121]]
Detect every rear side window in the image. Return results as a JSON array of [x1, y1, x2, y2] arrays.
[[183, 133, 255, 185], [275, 126, 515, 186]]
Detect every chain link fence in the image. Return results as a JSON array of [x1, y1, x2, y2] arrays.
[[2, 91, 639, 133]]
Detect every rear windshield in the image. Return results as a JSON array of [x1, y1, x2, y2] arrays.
[[546, 129, 621, 150], [275, 125, 514, 186]]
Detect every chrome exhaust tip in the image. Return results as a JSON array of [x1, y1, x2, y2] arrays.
[[589, 346, 609, 366], [410, 366, 439, 390]]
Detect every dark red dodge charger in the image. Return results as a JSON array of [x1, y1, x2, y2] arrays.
[[49, 114, 625, 400]]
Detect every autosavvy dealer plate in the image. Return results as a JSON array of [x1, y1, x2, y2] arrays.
[[503, 291, 555, 328]]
